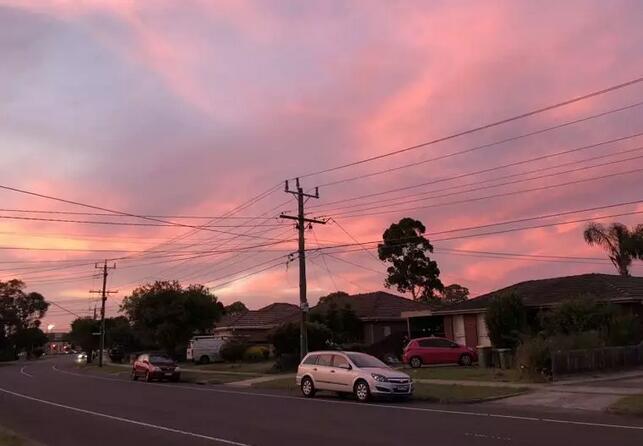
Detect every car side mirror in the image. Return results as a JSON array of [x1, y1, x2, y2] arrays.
[[340, 364, 351, 370]]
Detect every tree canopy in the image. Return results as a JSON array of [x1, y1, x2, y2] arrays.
[[120, 281, 224, 356], [485, 292, 527, 349], [583, 222, 643, 276], [224, 301, 248, 315], [378, 218, 443, 303], [0, 280, 49, 359], [310, 292, 362, 343]]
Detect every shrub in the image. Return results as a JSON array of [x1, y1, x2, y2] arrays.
[[605, 312, 642, 346], [270, 321, 332, 356], [243, 345, 270, 362], [271, 353, 299, 372], [485, 292, 527, 349], [516, 336, 551, 380], [540, 296, 612, 336], [219, 340, 249, 362]]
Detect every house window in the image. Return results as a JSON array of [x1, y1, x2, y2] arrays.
[[383, 326, 391, 337]]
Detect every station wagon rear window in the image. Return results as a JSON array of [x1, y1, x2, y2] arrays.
[[302, 355, 318, 365]]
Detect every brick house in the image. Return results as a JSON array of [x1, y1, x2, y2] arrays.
[[431, 273, 643, 348], [212, 302, 300, 343], [311, 291, 432, 344]]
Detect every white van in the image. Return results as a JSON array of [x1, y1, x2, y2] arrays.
[[187, 336, 228, 364]]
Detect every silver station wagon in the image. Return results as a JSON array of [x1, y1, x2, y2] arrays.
[[296, 351, 413, 402]]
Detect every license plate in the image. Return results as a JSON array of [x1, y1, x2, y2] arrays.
[[164, 373, 172, 376], [395, 385, 409, 392]]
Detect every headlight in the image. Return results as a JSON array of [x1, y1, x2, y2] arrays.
[[151, 366, 161, 372], [371, 373, 388, 382], [174, 367, 181, 372]]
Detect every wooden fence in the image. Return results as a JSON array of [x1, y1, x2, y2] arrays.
[[551, 344, 643, 379]]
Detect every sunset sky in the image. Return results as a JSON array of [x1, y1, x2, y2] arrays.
[[1, 0, 642, 330]]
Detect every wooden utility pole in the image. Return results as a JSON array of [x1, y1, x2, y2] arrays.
[[90, 261, 117, 367], [280, 179, 326, 359]]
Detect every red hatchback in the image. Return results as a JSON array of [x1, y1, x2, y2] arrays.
[[131, 353, 181, 382], [403, 337, 477, 368]]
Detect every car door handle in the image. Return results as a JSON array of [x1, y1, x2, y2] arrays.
[[330, 370, 335, 373], [313, 368, 317, 371]]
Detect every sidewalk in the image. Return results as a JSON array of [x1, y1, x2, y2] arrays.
[[226, 374, 295, 387], [108, 362, 265, 376]]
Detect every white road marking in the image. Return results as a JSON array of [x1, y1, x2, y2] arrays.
[[51, 365, 643, 432], [465, 432, 512, 441], [20, 366, 33, 378], [0, 386, 250, 446]]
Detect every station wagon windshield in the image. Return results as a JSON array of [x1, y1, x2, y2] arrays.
[[149, 355, 174, 364], [346, 353, 388, 369]]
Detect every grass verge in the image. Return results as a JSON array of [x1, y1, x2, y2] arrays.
[[181, 361, 275, 375], [252, 377, 528, 403], [0, 426, 29, 446], [77, 363, 258, 384], [608, 395, 643, 417], [404, 366, 522, 382]]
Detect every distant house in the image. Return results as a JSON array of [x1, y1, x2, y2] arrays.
[[311, 291, 433, 344], [427, 273, 643, 348], [212, 303, 300, 344]]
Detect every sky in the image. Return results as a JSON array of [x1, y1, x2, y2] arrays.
[[0, 0, 642, 330]]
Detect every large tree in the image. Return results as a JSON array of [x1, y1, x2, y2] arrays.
[[583, 222, 643, 276], [439, 284, 470, 307], [0, 280, 49, 358], [69, 317, 99, 363], [120, 281, 224, 356], [378, 218, 443, 303], [224, 301, 248, 315]]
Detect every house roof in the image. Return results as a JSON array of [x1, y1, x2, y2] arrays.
[[215, 302, 300, 329], [434, 273, 643, 315], [311, 291, 432, 321]]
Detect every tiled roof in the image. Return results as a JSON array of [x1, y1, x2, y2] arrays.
[[311, 291, 432, 321], [216, 302, 300, 329], [434, 273, 643, 314]]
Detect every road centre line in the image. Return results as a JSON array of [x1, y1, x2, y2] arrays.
[[51, 364, 643, 431], [20, 366, 33, 378], [0, 386, 250, 446]]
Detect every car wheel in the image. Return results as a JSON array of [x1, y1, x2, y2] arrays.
[[301, 376, 315, 398], [131, 370, 138, 381], [199, 355, 210, 365], [459, 353, 473, 366], [145, 371, 153, 382], [354, 380, 370, 402], [409, 356, 422, 368]]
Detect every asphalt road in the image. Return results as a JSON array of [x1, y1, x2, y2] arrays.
[[1, 358, 642, 446]]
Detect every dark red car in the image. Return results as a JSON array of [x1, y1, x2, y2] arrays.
[[403, 337, 477, 368], [131, 353, 181, 382]]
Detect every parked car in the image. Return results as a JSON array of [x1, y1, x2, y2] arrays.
[[186, 335, 228, 364], [131, 353, 181, 382], [75, 352, 87, 364], [403, 337, 477, 368], [296, 351, 413, 402]]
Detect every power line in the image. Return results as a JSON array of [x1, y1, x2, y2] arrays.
[[0, 214, 283, 227], [317, 152, 643, 216], [328, 168, 643, 219], [294, 77, 643, 180], [308, 132, 643, 210], [0, 209, 280, 220]]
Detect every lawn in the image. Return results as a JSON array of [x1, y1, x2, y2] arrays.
[[403, 366, 521, 382], [608, 395, 643, 417], [181, 361, 275, 375], [252, 377, 528, 403], [412, 383, 527, 403], [0, 427, 27, 446], [253, 377, 298, 391]]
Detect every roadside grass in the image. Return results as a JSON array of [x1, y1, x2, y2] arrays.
[[253, 377, 298, 391], [252, 377, 528, 403], [181, 361, 275, 375], [77, 362, 259, 384], [403, 366, 522, 382], [0, 427, 27, 446], [412, 383, 528, 403], [608, 395, 643, 417]]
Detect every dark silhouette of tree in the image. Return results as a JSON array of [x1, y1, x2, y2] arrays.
[[440, 284, 470, 307], [120, 281, 223, 356], [378, 218, 443, 303], [485, 292, 527, 349], [583, 222, 643, 276], [224, 301, 248, 315]]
